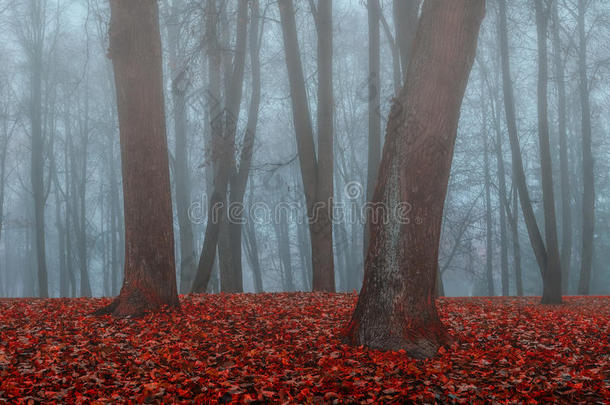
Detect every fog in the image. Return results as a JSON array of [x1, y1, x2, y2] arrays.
[[0, 0, 608, 298]]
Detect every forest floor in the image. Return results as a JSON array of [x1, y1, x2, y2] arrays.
[[0, 294, 608, 404]]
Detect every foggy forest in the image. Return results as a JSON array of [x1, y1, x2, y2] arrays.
[[0, 0, 608, 403]]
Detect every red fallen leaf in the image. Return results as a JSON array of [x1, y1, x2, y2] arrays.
[[0, 295, 607, 403]]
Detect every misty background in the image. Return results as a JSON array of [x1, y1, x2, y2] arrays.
[[0, 0, 608, 298]]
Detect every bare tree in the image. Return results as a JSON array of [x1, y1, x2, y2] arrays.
[[498, 0, 561, 304], [278, 0, 335, 291], [577, 0, 595, 295]]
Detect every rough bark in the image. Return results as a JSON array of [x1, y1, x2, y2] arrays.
[[345, 0, 484, 358], [534, 0, 562, 304], [278, 0, 335, 292], [96, 0, 179, 316], [577, 0, 594, 295]]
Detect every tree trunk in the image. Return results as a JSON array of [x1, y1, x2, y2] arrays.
[[482, 87, 494, 297], [364, 0, 381, 258], [498, 0, 560, 303], [227, 0, 263, 294], [577, 0, 594, 295], [551, 1, 572, 294], [243, 213, 263, 293], [393, 0, 419, 83], [512, 185, 523, 296], [534, 0, 562, 304], [192, 0, 248, 293], [278, 0, 334, 292], [166, 0, 196, 295], [96, 0, 179, 316], [29, 4, 48, 298], [344, 0, 484, 358]]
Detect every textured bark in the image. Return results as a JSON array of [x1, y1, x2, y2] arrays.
[[345, 0, 484, 358], [364, 0, 381, 259], [577, 0, 594, 295], [96, 0, 179, 316], [534, 0, 562, 304], [551, 1, 572, 293], [278, 0, 335, 292], [498, 0, 560, 303]]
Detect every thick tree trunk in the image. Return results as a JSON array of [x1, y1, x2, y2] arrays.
[[534, 0, 562, 304], [96, 0, 179, 316], [364, 0, 381, 258], [577, 0, 594, 295], [278, 0, 335, 292], [551, 1, 572, 294], [345, 0, 484, 358]]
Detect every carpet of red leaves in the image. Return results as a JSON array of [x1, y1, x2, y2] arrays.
[[0, 293, 608, 404]]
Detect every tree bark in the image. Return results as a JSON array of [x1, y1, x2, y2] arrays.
[[534, 0, 562, 304], [278, 0, 335, 292], [96, 0, 179, 316], [577, 0, 594, 295], [345, 0, 484, 358]]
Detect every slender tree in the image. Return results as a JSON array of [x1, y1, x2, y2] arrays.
[[534, 0, 563, 302], [96, 0, 179, 316], [278, 0, 335, 291], [345, 0, 485, 358], [551, 0, 572, 293], [498, 0, 561, 304], [577, 0, 594, 295], [364, 0, 381, 257]]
